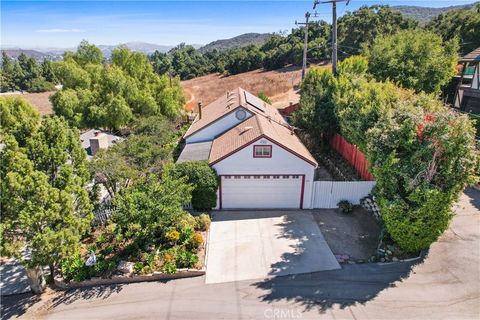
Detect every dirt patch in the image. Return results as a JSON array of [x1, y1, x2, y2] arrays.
[[19, 91, 55, 115], [312, 207, 381, 261], [181, 66, 305, 112]]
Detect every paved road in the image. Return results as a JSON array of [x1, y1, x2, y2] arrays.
[[2, 189, 479, 320]]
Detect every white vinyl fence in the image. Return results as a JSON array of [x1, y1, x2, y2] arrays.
[[311, 181, 376, 208]]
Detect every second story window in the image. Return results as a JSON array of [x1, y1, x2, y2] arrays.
[[254, 145, 272, 158]]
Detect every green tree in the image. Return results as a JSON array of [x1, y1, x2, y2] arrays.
[[365, 29, 458, 94], [113, 166, 193, 242], [173, 161, 218, 210], [0, 96, 40, 146], [426, 4, 480, 55], [41, 59, 57, 83], [1, 52, 17, 92], [90, 148, 136, 198], [53, 59, 91, 90], [338, 5, 417, 56], [51, 43, 185, 128], [0, 101, 93, 293], [65, 40, 104, 66], [292, 67, 337, 144]]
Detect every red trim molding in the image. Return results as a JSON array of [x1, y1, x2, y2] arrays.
[[218, 174, 306, 209], [218, 176, 223, 210], [253, 145, 272, 158], [210, 135, 317, 167], [300, 175, 305, 209]]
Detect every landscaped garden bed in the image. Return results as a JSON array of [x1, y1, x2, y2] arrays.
[[56, 212, 211, 287]]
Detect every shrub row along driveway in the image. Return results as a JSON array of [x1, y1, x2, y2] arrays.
[[205, 211, 340, 284]]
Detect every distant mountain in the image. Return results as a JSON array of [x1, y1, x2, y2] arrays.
[[1, 42, 180, 61], [1, 49, 62, 61], [199, 33, 272, 53], [96, 42, 175, 57], [392, 2, 479, 24]]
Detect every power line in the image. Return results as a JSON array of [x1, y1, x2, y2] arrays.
[[314, 0, 350, 76]]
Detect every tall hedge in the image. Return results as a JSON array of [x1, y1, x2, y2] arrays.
[[173, 161, 218, 210], [296, 57, 479, 252]]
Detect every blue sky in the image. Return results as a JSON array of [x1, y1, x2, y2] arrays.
[[1, 1, 477, 49]]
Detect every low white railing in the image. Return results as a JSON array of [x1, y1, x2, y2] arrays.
[[311, 181, 376, 208]]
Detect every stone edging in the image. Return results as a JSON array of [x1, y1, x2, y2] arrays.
[[54, 269, 205, 290]]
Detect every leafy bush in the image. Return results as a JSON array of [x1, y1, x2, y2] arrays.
[[173, 161, 218, 210], [195, 213, 211, 231], [190, 233, 204, 250], [61, 254, 92, 282], [134, 262, 144, 274], [165, 230, 180, 243], [113, 166, 193, 242], [179, 227, 194, 245], [337, 200, 353, 214], [162, 262, 177, 274], [176, 249, 199, 268]]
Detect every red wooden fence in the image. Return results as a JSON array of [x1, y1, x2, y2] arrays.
[[330, 134, 375, 181]]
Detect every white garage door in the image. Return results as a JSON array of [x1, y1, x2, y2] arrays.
[[220, 175, 304, 209]]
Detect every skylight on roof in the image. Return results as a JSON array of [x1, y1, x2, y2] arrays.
[[244, 91, 266, 113]]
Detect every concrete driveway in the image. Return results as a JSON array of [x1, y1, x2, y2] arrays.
[[205, 210, 340, 284]]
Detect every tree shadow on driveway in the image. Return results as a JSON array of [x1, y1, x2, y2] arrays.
[[253, 211, 426, 314]]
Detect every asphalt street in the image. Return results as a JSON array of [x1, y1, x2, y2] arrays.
[[2, 189, 479, 320]]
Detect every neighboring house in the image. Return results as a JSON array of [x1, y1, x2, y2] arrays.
[[453, 47, 480, 112], [80, 129, 123, 160], [178, 88, 318, 209]]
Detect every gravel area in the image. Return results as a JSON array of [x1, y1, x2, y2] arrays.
[[311, 207, 381, 262]]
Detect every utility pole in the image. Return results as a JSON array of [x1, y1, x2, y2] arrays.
[[296, 12, 311, 80], [314, 0, 349, 76]]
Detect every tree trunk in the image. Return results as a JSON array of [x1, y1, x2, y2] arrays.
[[48, 264, 55, 284], [26, 266, 46, 294]]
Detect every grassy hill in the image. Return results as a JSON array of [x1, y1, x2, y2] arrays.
[[392, 2, 479, 24], [199, 33, 271, 53]]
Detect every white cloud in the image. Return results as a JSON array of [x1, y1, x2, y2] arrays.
[[35, 28, 85, 33]]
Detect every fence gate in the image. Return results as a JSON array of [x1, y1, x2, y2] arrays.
[[312, 181, 376, 208]]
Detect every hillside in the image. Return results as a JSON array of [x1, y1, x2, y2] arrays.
[[1, 49, 62, 61], [392, 2, 479, 24], [181, 66, 306, 112], [199, 33, 271, 53], [1, 41, 190, 61]]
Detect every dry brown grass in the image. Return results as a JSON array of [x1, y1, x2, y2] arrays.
[[7, 91, 56, 115], [181, 66, 305, 111]]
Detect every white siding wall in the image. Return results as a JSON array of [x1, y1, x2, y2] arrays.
[[473, 64, 479, 89], [185, 108, 252, 143], [212, 138, 316, 208], [311, 181, 375, 208]]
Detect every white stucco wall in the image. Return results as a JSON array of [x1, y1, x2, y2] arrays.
[[185, 107, 252, 143], [212, 137, 316, 208]]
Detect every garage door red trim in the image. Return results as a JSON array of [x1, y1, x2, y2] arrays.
[[218, 174, 306, 210]]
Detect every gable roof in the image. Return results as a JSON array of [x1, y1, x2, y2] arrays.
[[183, 87, 286, 139], [209, 113, 317, 167]]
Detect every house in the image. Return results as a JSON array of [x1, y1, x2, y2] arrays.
[[177, 88, 318, 209], [80, 129, 123, 160], [453, 47, 480, 112]]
